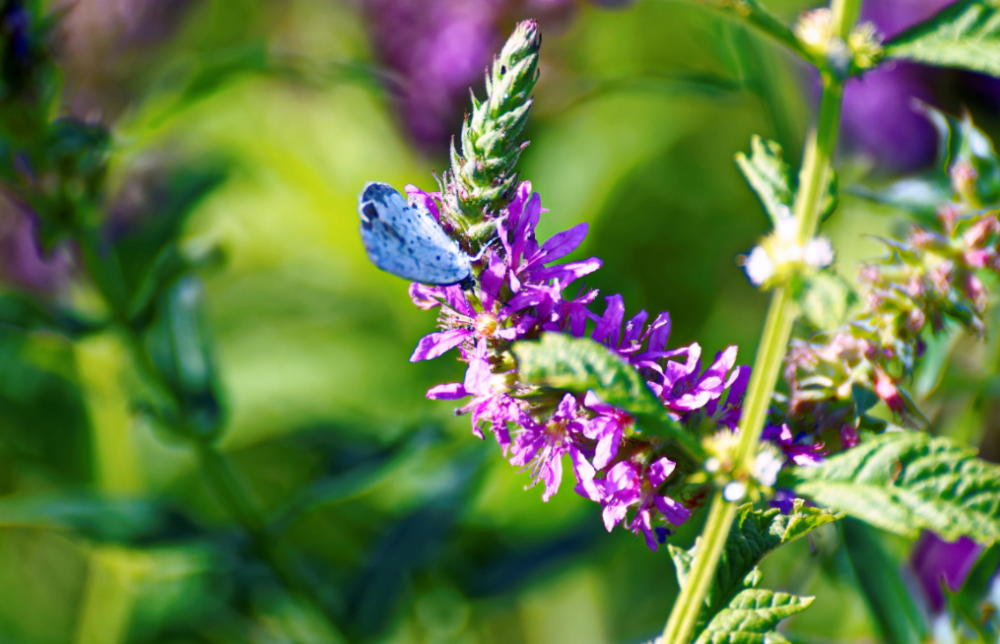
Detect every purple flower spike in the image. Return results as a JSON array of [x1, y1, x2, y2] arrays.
[[509, 393, 591, 501]]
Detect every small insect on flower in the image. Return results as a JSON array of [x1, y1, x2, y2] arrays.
[[358, 181, 475, 287]]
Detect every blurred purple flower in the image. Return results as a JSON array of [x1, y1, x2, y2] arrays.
[[362, 0, 637, 153], [362, 0, 506, 153], [911, 531, 985, 612], [841, 0, 1000, 172], [0, 201, 72, 294]]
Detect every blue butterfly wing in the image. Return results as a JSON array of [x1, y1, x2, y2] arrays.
[[358, 182, 471, 285]]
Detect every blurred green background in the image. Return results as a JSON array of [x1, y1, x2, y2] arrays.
[[0, 0, 998, 642]]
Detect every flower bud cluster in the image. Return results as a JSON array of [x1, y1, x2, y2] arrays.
[[782, 204, 1000, 442], [793, 7, 882, 75], [743, 218, 835, 288]]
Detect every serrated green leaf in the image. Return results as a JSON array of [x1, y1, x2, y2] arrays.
[[787, 432, 1000, 542], [884, 0, 1000, 78], [512, 333, 661, 415], [669, 502, 840, 637], [736, 136, 794, 226], [695, 589, 813, 644], [736, 136, 839, 228]]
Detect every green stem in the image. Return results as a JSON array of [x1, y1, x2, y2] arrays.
[[659, 492, 737, 644], [659, 0, 860, 640], [669, 0, 820, 67]]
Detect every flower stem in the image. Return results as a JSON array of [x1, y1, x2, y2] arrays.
[[659, 491, 737, 644], [659, 0, 859, 640]]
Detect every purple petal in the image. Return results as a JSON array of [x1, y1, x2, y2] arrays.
[[409, 283, 445, 310], [530, 257, 602, 285], [463, 339, 492, 393], [654, 496, 691, 526], [405, 184, 441, 222], [602, 501, 629, 531], [480, 250, 506, 307], [647, 457, 676, 487], [537, 222, 588, 264], [623, 310, 649, 345], [593, 423, 623, 470], [592, 294, 626, 346], [583, 390, 615, 415], [646, 312, 672, 352], [410, 328, 470, 361], [540, 456, 563, 502], [426, 382, 468, 400]]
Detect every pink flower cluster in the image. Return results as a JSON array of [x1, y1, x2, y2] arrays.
[[408, 181, 749, 549]]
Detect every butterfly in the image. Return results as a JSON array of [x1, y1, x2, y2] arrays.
[[358, 181, 474, 287]]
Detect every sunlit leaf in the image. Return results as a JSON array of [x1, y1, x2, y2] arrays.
[[884, 0, 1000, 78], [669, 502, 840, 637], [512, 332, 661, 414], [695, 589, 813, 644], [786, 432, 1000, 541], [735, 136, 794, 226]]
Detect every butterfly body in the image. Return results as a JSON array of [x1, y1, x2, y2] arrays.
[[358, 182, 473, 286]]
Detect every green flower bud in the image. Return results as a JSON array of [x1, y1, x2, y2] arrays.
[[446, 20, 541, 224]]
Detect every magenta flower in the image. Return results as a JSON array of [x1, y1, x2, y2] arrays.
[[409, 250, 535, 362], [509, 393, 591, 501], [582, 456, 690, 550], [426, 340, 516, 450], [589, 294, 673, 367], [513, 280, 598, 337], [651, 344, 743, 415], [703, 365, 750, 429], [498, 182, 602, 292], [582, 390, 634, 469], [761, 423, 827, 467]]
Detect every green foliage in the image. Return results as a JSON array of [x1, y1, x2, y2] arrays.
[[143, 276, 225, 440], [512, 332, 661, 414], [0, 494, 196, 543], [448, 20, 540, 220], [884, 0, 1000, 78], [695, 589, 813, 644], [841, 518, 930, 644], [792, 271, 857, 332], [735, 135, 838, 227], [786, 432, 1000, 542], [944, 543, 1000, 641], [921, 103, 1000, 206], [668, 502, 839, 640], [735, 136, 794, 226]]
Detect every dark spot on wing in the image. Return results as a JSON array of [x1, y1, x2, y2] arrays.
[[362, 182, 398, 204], [361, 203, 378, 229]]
